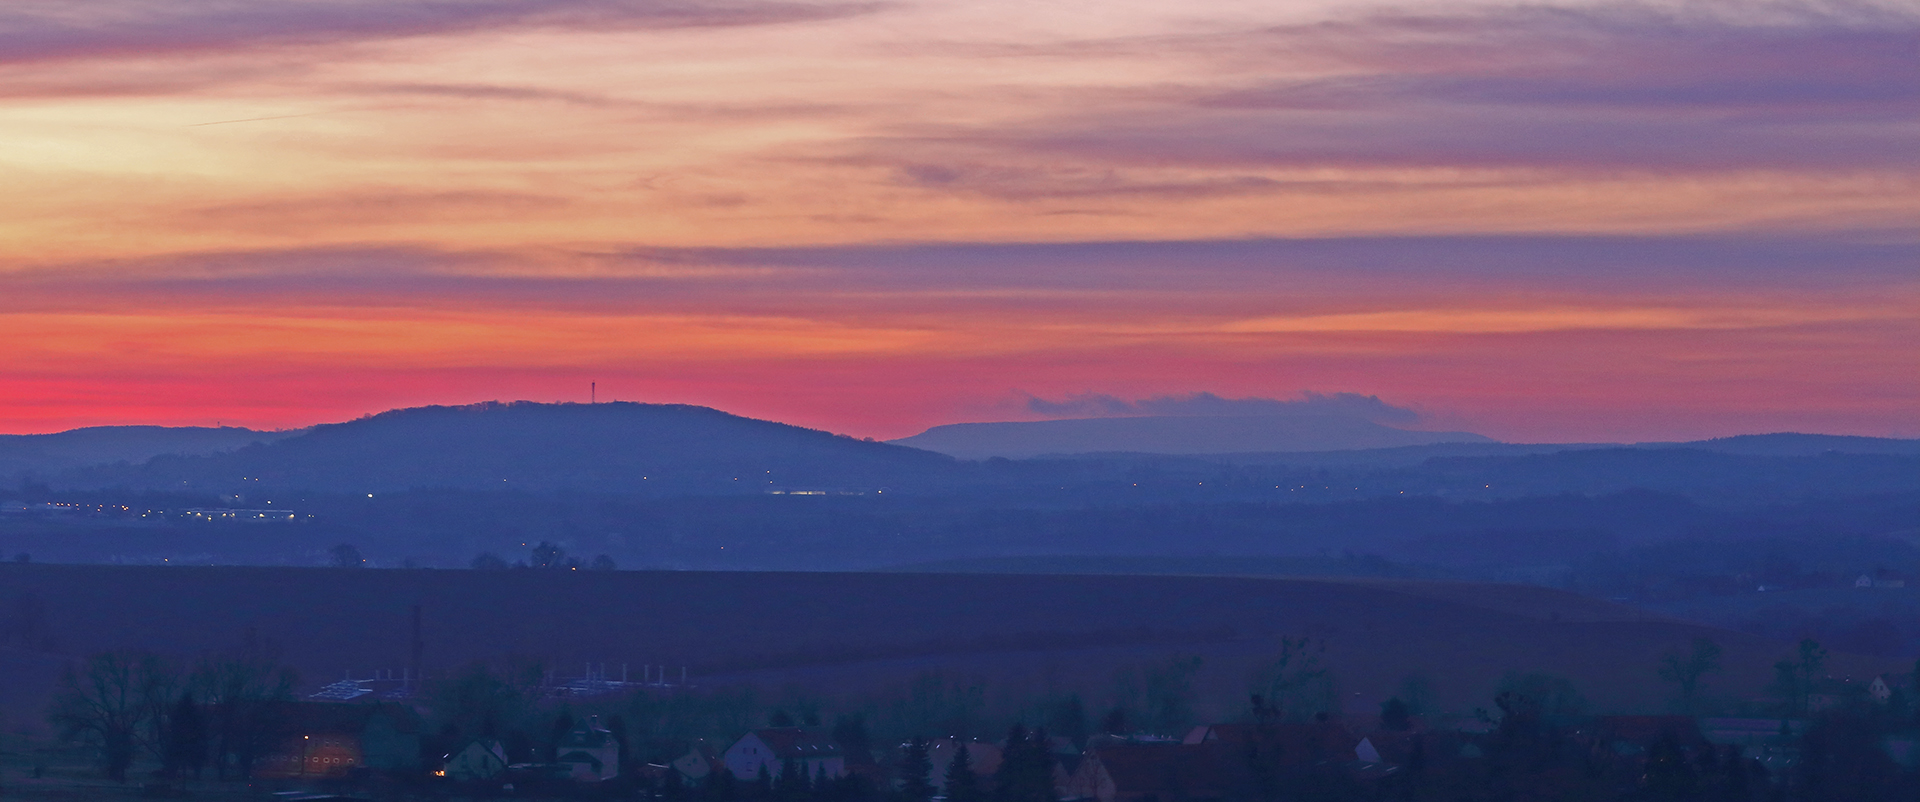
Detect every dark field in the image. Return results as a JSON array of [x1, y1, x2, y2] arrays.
[[0, 564, 1899, 734]]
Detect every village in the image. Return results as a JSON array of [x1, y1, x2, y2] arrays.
[[10, 646, 1920, 802]]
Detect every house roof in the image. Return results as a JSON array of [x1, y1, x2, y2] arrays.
[[1183, 721, 1357, 764], [1089, 743, 1238, 800], [446, 739, 508, 763], [1593, 715, 1705, 747], [559, 750, 605, 771], [559, 719, 616, 750], [680, 742, 723, 764], [746, 728, 841, 759]]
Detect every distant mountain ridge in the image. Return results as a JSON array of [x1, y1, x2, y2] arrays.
[[891, 414, 1493, 459], [0, 425, 294, 482], [1632, 433, 1920, 456], [65, 401, 954, 494], [892, 419, 1920, 461]]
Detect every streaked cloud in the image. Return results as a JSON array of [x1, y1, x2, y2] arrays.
[[0, 0, 1912, 441], [0, 0, 875, 64]]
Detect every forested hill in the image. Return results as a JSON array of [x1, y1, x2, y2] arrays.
[[1, 425, 292, 482], [892, 414, 1491, 459], [64, 401, 957, 495]]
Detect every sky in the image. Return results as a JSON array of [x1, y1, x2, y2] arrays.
[[0, 0, 1915, 441]]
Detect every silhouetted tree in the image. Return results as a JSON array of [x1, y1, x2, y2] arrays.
[[706, 761, 739, 801], [1772, 638, 1827, 716], [608, 713, 633, 774], [1252, 637, 1334, 721], [775, 756, 802, 800], [832, 713, 872, 765], [898, 737, 934, 802], [192, 640, 297, 779], [591, 554, 618, 571], [1659, 636, 1722, 715], [945, 738, 981, 802], [531, 541, 566, 569], [328, 543, 364, 568], [48, 650, 172, 782], [1143, 655, 1203, 734], [547, 710, 575, 761], [1043, 695, 1088, 747], [1098, 707, 1127, 736], [992, 726, 1055, 802], [1642, 727, 1698, 801], [754, 763, 774, 799], [470, 552, 510, 570], [769, 709, 796, 727], [1379, 697, 1411, 731], [163, 692, 209, 779], [1798, 710, 1904, 801]]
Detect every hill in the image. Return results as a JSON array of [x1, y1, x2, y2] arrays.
[[0, 425, 292, 482], [63, 401, 957, 495], [1637, 432, 1920, 456], [891, 415, 1492, 459], [0, 564, 1898, 732]]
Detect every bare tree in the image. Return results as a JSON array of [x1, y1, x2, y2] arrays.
[[191, 636, 298, 779], [48, 651, 174, 782], [328, 543, 364, 568], [1658, 637, 1722, 715], [1252, 637, 1334, 722]]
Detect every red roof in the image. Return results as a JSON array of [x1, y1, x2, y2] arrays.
[[1593, 716, 1704, 747], [1089, 743, 1238, 801], [749, 728, 842, 759]]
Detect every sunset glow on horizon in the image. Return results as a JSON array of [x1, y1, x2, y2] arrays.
[[2, 0, 1915, 441]]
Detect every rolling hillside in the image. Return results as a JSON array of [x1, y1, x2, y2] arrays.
[[0, 425, 292, 482], [63, 401, 957, 495], [0, 564, 1897, 732], [892, 415, 1491, 459]]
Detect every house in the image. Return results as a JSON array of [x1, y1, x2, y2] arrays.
[[253, 701, 423, 778], [1701, 718, 1806, 748], [1180, 720, 1358, 764], [443, 740, 509, 782], [1870, 674, 1905, 704], [673, 741, 725, 783], [1065, 742, 1238, 802], [1808, 677, 1871, 712], [556, 716, 621, 782], [724, 728, 844, 782], [1591, 716, 1706, 755]]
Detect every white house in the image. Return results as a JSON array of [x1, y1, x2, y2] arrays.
[[443, 739, 509, 782], [557, 716, 621, 782], [673, 741, 724, 783], [1866, 675, 1896, 706], [724, 728, 844, 782]]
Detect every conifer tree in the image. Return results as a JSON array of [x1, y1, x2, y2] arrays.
[[707, 763, 739, 801], [945, 738, 980, 802], [755, 764, 774, 800], [992, 727, 1055, 802], [898, 737, 935, 802], [777, 757, 806, 801]]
